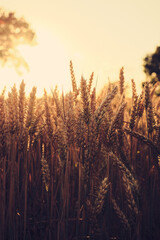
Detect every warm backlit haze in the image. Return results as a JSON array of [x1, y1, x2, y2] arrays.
[[1, 0, 160, 97]]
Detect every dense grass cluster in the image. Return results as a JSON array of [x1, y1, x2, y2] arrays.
[[0, 62, 160, 240]]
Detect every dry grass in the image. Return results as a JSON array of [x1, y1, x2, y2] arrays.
[[0, 63, 160, 240]]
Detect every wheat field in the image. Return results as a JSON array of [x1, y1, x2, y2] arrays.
[[0, 62, 160, 240]]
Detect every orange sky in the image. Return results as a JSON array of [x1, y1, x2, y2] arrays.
[[1, 0, 160, 96]]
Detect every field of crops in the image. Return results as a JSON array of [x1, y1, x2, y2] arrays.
[[0, 62, 160, 240]]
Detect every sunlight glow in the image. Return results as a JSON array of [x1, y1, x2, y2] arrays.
[[0, 28, 71, 97]]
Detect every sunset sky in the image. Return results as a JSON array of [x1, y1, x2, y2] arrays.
[[1, 0, 160, 96]]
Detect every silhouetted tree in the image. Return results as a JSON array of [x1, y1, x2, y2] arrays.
[[143, 46, 160, 84], [0, 8, 36, 74]]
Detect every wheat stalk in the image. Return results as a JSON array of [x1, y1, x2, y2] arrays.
[[107, 101, 127, 145], [90, 87, 96, 113], [144, 81, 150, 111], [129, 96, 138, 130], [95, 86, 118, 129], [131, 79, 137, 102], [88, 72, 94, 94], [41, 143, 50, 192], [19, 80, 26, 132], [80, 76, 91, 124], [26, 86, 37, 129], [119, 67, 125, 95], [94, 177, 110, 214], [70, 60, 79, 98], [112, 197, 131, 232], [124, 127, 160, 154]]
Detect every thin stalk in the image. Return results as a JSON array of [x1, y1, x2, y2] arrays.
[[23, 140, 28, 240], [130, 135, 133, 165], [2, 156, 6, 240]]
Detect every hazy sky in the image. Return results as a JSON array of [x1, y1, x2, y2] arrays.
[[1, 0, 160, 96]]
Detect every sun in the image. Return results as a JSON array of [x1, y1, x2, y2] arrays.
[[0, 28, 71, 97], [18, 28, 72, 96]]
